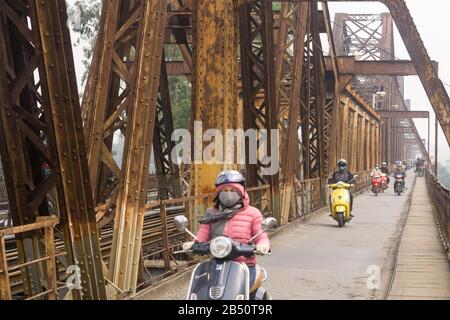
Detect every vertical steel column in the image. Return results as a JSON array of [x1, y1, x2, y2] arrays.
[[309, 2, 327, 187], [81, 0, 170, 295], [350, 111, 359, 171], [108, 0, 168, 295], [0, 0, 106, 299], [276, 2, 309, 224], [239, 0, 280, 218], [190, 0, 239, 211]]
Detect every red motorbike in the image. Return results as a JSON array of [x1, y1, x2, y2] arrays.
[[371, 175, 382, 196]]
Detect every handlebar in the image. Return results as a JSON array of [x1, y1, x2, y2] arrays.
[[173, 241, 271, 257]]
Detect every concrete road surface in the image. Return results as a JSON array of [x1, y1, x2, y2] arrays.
[[136, 176, 416, 300]]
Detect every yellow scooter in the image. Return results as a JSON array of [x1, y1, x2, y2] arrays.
[[329, 175, 357, 228]]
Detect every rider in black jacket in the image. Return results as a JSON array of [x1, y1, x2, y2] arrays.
[[328, 159, 355, 213]]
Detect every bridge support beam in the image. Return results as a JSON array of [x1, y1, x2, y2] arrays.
[[239, 1, 281, 220], [0, 0, 105, 299], [82, 0, 169, 296]]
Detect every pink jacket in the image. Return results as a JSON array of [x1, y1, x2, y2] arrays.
[[195, 183, 270, 266]]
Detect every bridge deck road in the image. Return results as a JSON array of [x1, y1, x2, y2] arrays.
[[388, 177, 450, 299], [257, 176, 415, 299], [136, 175, 420, 300]]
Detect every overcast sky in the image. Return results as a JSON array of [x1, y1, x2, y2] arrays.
[[67, 0, 450, 165]]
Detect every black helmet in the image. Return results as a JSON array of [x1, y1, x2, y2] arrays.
[[337, 159, 347, 167], [215, 170, 246, 187]]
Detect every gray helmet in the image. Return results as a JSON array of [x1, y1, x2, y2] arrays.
[[215, 170, 246, 187]]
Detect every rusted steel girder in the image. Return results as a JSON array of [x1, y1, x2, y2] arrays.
[[239, 1, 280, 219], [276, 2, 309, 224], [190, 0, 240, 219], [338, 90, 381, 172], [82, 0, 169, 295], [274, 0, 450, 146], [108, 0, 168, 296], [0, 0, 105, 299], [333, 11, 401, 167], [324, 57, 422, 76], [306, 1, 327, 183]]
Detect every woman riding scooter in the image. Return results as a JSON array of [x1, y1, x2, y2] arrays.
[[182, 170, 270, 294]]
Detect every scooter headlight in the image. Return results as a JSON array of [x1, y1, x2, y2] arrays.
[[210, 236, 233, 259]]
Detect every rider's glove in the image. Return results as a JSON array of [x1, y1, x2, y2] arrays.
[[182, 241, 194, 251], [256, 243, 270, 254]]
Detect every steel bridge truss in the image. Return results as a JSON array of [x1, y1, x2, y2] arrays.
[[0, 0, 447, 300]]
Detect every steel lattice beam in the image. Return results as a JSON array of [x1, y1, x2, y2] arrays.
[[274, 0, 450, 147], [0, 0, 105, 299], [82, 0, 169, 295], [276, 2, 309, 224], [239, 0, 280, 219]]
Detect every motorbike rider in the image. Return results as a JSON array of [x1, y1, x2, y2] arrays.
[[415, 156, 425, 172], [328, 159, 355, 214], [394, 161, 407, 189], [380, 162, 391, 186], [182, 170, 270, 291], [370, 164, 382, 177]]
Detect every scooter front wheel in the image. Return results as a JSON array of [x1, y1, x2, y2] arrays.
[[263, 292, 272, 300], [337, 213, 345, 228]]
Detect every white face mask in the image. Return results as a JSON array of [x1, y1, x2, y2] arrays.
[[218, 190, 242, 208]]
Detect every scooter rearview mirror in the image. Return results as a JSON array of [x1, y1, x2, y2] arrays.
[[174, 215, 189, 232], [262, 217, 278, 232], [174, 215, 199, 241]]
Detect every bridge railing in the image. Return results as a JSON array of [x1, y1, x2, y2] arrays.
[[0, 216, 59, 300], [296, 178, 322, 218], [354, 171, 372, 193], [425, 171, 450, 253], [0, 176, 8, 212]]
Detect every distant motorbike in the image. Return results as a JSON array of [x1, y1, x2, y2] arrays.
[[329, 175, 358, 227], [174, 215, 278, 300], [371, 175, 381, 196], [394, 174, 405, 196], [416, 165, 424, 177]]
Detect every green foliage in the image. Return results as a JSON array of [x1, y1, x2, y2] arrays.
[[165, 44, 191, 130], [68, 0, 102, 84], [169, 76, 191, 130], [272, 2, 282, 11]]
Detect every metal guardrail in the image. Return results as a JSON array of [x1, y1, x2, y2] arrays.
[[296, 178, 322, 218], [0, 172, 373, 297], [0, 176, 8, 212], [354, 170, 372, 194], [425, 170, 450, 253], [0, 217, 60, 300]]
